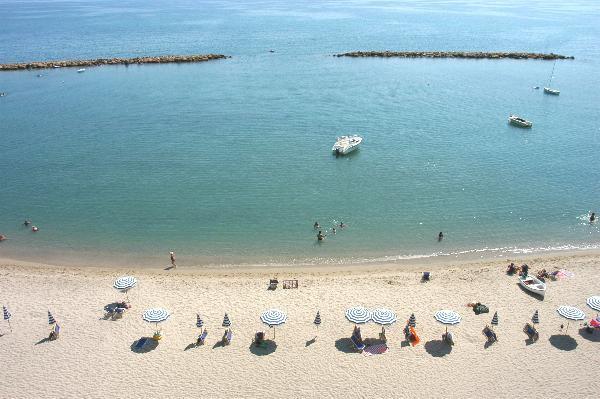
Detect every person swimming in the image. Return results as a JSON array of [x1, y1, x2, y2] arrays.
[[438, 232, 444, 241], [332, 227, 336, 235], [314, 221, 320, 229], [0, 234, 7, 241], [591, 212, 596, 223], [339, 222, 346, 228], [317, 231, 325, 241], [24, 220, 31, 226], [32, 226, 39, 232]]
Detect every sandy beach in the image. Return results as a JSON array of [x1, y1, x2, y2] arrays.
[[0, 252, 599, 398]]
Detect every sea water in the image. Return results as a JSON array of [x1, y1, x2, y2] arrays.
[[1, 0, 599, 266]]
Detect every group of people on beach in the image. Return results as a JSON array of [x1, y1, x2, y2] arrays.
[[314, 221, 346, 241]]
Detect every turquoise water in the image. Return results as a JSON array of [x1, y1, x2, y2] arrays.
[[1, 0, 600, 266]]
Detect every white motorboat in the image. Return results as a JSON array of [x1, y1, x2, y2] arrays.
[[543, 87, 560, 95], [77, 68, 86, 73], [332, 135, 362, 155], [508, 114, 533, 128], [519, 274, 546, 297]]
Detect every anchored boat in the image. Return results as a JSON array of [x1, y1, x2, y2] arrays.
[[332, 135, 362, 155], [508, 114, 532, 128], [519, 274, 546, 297], [543, 60, 560, 95]]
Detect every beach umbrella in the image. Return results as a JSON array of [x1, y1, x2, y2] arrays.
[[532, 310, 540, 324], [314, 311, 321, 327], [3, 305, 12, 332], [345, 306, 371, 324], [222, 313, 231, 328], [260, 309, 287, 339], [408, 313, 416, 328], [556, 306, 586, 333], [196, 314, 204, 331], [372, 308, 397, 325], [434, 310, 461, 333], [142, 308, 170, 333], [491, 311, 499, 326], [586, 296, 600, 312], [113, 276, 137, 301], [48, 310, 56, 325]]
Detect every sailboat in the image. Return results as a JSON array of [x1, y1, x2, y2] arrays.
[[544, 60, 560, 95]]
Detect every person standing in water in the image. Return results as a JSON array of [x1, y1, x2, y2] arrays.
[[438, 232, 444, 241], [314, 221, 320, 229], [591, 212, 596, 223], [170, 251, 176, 268], [317, 231, 325, 241]]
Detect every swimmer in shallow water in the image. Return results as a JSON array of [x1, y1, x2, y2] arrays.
[[339, 222, 346, 228], [332, 227, 336, 235], [317, 231, 325, 241], [591, 212, 596, 223], [24, 220, 31, 226], [314, 221, 320, 229], [438, 231, 444, 241], [32, 226, 39, 232], [0, 234, 7, 241]]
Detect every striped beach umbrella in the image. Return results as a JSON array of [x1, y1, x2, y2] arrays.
[[114, 276, 137, 301], [345, 306, 371, 324], [408, 313, 416, 327], [372, 308, 397, 325], [314, 311, 321, 327], [222, 313, 231, 328], [3, 305, 12, 332], [261, 309, 287, 339], [48, 310, 56, 325], [142, 308, 170, 334], [532, 310, 540, 324], [434, 310, 461, 333], [491, 311, 499, 326], [586, 296, 600, 312], [196, 314, 204, 329], [556, 305, 586, 333]]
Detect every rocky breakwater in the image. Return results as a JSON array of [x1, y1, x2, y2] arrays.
[[0, 54, 229, 71], [334, 51, 574, 60]]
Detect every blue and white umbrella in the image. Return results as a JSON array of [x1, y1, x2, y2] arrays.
[[408, 313, 416, 328], [314, 311, 321, 327], [434, 310, 461, 333], [3, 305, 12, 332], [532, 310, 540, 324], [491, 311, 499, 326], [345, 306, 371, 324], [261, 309, 287, 339], [556, 305, 586, 333], [114, 276, 137, 301], [371, 308, 397, 325], [586, 296, 600, 312], [222, 313, 231, 328], [196, 314, 204, 329], [143, 308, 170, 333], [48, 310, 56, 325]]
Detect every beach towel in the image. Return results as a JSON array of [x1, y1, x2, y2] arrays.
[[363, 343, 388, 356], [409, 326, 421, 346], [473, 304, 489, 315]]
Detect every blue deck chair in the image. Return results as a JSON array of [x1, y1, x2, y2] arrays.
[[135, 337, 148, 349], [350, 334, 365, 351], [197, 330, 208, 345]]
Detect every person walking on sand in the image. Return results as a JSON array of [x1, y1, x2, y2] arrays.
[[170, 251, 176, 268]]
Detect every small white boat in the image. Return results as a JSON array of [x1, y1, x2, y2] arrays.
[[77, 68, 86, 73], [332, 135, 362, 155], [519, 274, 546, 297], [543, 87, 560, 95], [508, 114, 533, 128]]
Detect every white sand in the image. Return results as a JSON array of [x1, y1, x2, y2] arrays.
[[0, 253, 599, 398]]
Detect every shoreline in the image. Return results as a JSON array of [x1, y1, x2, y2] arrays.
[[0, 54, 228, 71]]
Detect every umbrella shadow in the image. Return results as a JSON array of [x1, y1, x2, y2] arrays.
[[249, 340, 277, 356], [164, 265, 175, 271], [131, 337, 158, 353], [334, 338, 358, 354], [305, 337, 316, 347], [424, 340, 452, 357], [184, 343, 197, 351], [35, 337, 52, 345], [578, 327, 600, 342], [548, 334, 577, 351], [517, 284, 544, 301], [484, 340, 496, 349], [400, 340, 411, 348]]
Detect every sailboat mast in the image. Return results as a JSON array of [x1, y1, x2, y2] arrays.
[[548, 60, 556, 86]]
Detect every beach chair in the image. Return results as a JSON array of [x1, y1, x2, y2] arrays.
[[222, 329, 233, 345], [135, 337, 148, 350], [49, 324, 60, 340], [422, 272, 430, 282], [379, 328, 387, 343], [196, 330, 208, 346], [268, 279, 278, 290], [523, 323, 539, 342], [350, 334, 366, 352], [482, 326, 497, 343], [442, 331, 454, 346]]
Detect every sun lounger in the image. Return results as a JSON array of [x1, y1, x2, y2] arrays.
[[222, 329, 232, 345], [350, 334, 366, 351], [482, 326, 497, 343], [135, 337, 148, 349], [49, 324, 60, 340], [523, 323, 539, 341], [196, 330, 208, 345], [422, 272, 430, 282]]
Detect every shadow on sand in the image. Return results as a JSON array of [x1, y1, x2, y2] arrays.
[[249, 340, 277, 356], [35, 337, 52, 345], [549, 334, 577, 351], [516, 284, 544, 301], [131, 337, 158, 353], [578, 327, 600, 342], [424, 340, 452, 357], [334, 338, 358, 354], [305, 337, 316, 347]]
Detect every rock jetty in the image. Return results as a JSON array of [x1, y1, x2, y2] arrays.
[[334, 51, 574, 60], [0, 54, 229, 71]]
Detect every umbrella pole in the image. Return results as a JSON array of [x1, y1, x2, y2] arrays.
[[566, 321, 570, 334], [8, 320, 12, 332]]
